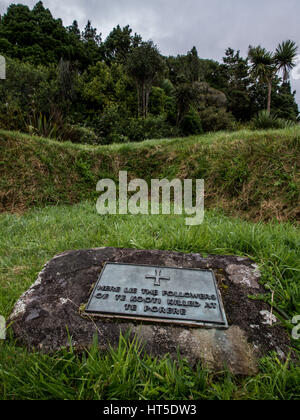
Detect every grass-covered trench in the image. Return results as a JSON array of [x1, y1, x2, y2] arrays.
[[0, 201, 299, 400], [1, 127, 300, 222]]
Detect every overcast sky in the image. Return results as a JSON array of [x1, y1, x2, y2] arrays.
[[1, 0, 300, 105]]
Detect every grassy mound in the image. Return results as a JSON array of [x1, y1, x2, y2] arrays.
[[1, 128, 300, 221]]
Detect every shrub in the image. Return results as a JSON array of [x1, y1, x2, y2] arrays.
[[28, 112, 59, 139], [96, 111, 178, 144], [126, 115, 178, 142], [179, 107, 203, 135], [95, 106, 127, 143], [252, 110, 279, 129], [149, 86, 167, 115], [252, 110, 297, 130], [67, 125, 100, 144], [26, 111, 100, 144], [0, 102, 27, 131], [161, 78, 175, 96], [199, 107, 235, 132]]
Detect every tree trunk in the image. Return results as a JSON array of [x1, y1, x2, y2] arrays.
[[267, 79, 272, 114], [136, 82, 141, 117], [145, 87, 150, 117], [142, 83, 146, 118]]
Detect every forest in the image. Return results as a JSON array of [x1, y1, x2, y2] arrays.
[[0, 1, 299, 144]]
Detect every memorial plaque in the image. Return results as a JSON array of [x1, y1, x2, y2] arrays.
[[85, 263, 228, 328]]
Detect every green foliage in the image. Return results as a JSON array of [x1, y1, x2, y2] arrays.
[[180, 107, 203, 135], [248, 46, 275, 84], [28, 112, 59, 139], [68, 126, 99, 145], [0, 57, 49, 130], [0, 57, 81, 133], [248, 41, 298, 114], [149, 86, 168, 115], [274, 40, 298, 81], [1, 127, 299, 222], [219, 49, 252, 121], [193, 82, 228, 109], [26, 111, 100, 144], [80, 62, 115, 110], [1, 331, 298, 400], [161, 78, 175, 96], [126, 41, 165, 117], [0, 2, 102, 69], [174, 81, 233, 132], [175, 83, 199, 124], [0, 4, 299, 400], [92, 105, 177, 144], [93, 105, 128, 143], [0, 202, 299, 399], [186, 46, 201, 82], [126, 115, 178, 142], [0, 127, 300, 399], [79, 62, 135, 115], [0, 101, 27, 131], [103, 24, 141, 64], [199, 107, 235, 132], [252, 111, 278, 129], [126, 40, 164, 84], [166, 49, 205, 85], [252, 111, 296, 130], [0, 2, 298, 141], [272, 82, 299, 121]]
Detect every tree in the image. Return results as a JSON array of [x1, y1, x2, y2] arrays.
[[248, 46, 275, 113], [186, 46, 201, 82], [274, 40, 298, 81], [166, 48, 202, 85], [56, 59, 77, 114], [221, 48, 252, 121], [67, 20, 80, 39], [81, 20, 102, 66], [175, 83, 198, 125], [126, 41, 165, 117], [104, 25, 142, 64], [174, 81, 229, 129], [248, 40, 298, 113], [0, 2, 76, 65], [272, 81, 299, 121], [82, 20, 101, 45]]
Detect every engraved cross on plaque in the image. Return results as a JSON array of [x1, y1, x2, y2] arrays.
[[145, 269, 170, 287]]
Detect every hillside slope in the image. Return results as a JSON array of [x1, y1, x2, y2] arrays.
[[0, 128, 299, 221]]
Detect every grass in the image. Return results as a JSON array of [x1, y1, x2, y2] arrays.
[[0, 127, 299, 399], [0, 201, 299, 399], [1, 332, 299, 400], [1, 127, 300, 221]]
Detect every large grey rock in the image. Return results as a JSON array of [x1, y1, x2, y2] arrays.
[[9, 248, 292, 375]]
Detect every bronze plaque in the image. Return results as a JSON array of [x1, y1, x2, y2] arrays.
[[85, 263, 228, 328]]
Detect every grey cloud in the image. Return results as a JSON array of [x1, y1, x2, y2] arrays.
[[0, 0, 299, 105]]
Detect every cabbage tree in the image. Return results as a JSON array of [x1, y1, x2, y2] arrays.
[[248, 40, 298, 113]]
